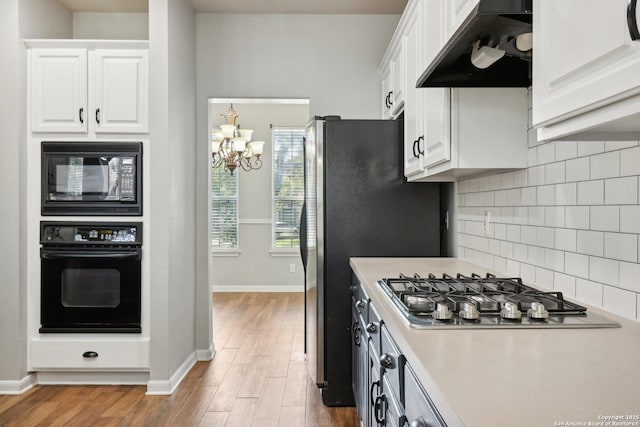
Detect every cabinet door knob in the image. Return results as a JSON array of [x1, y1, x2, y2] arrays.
[[355, 299, 366, 309], [366, 322, 377, 334], [79, 107, 84, 124], [409, 418, 429, 427], [82, 351, 98, 358], [380, 353, 395, 369], [95, 108, 101, 124], [628, 0, 640, 40]]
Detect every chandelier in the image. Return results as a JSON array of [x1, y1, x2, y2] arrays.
[[211, 104, 265, 174]]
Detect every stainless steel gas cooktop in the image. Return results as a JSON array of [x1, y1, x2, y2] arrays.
[[379, 273, 620, 329]]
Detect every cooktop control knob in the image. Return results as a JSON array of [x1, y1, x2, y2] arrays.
[[527, 301, 549, 320], [500, 302, 522, 320], [433, 303, 453, 320], [459, 302, 480, 320]]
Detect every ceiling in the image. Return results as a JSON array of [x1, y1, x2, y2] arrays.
[[57, 0, 408, 14]]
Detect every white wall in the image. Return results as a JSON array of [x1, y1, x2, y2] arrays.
[[148, 0, 201, 390], [73, 12, 149, 40], [456, 92, 640, 322], [210, 101, 308, 291], [0, 0, 71, 390]]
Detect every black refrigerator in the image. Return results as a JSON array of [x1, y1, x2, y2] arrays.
[[300, 115, 443, 406]]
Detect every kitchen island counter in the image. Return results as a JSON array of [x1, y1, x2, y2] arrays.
[[350, 257, 640, 427]]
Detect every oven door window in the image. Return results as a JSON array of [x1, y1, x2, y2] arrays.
[[61, 268, 120, 308]]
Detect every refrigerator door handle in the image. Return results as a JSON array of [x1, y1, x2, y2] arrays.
[[299, 201, 307, 272]]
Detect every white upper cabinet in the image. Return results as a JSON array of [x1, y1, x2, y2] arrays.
[[391, 45, 405, 115], [92, 50, 149, 134], [533, 0, 640, 140], [30, 49, 88, 133], [403, 6, 424, 177], [30, 44, 149, 135], [443, 0, 480, 41]]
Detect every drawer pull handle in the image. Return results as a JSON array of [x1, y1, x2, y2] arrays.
[[82, 351, 99, 358], [374, 394, 387, 425]]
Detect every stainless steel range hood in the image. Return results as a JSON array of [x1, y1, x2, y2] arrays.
[[417, 0, 532, 88]]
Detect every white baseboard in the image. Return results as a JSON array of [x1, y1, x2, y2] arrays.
[[212, 285, 303, 292], [196, 343, 215, 361], [0, 374, 37, 395], [146, 351, 197, 396], [36, 371, 149, 385]]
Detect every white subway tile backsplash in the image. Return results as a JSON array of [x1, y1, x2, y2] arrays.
[[467, 178, 479, 193], [478, 176, 490, 191], [605, 177, 638, 205], [489, 174, 502, 191], [620, 206, 640, 233], [555, 228, 577, 252], [500, 207, 515, 224], [494, 223, 507, 240], [603, 286, 637, 319], [537, 185, 555, 206], [577, 231, 604, 257], [537, 143, 556, 165], [565, 157, 590, 182], [604, 233, 638, 262], [514, 244, 528, 262], [577, 180, 604, 205], [619, 261, 640, 293], [528, 207, 545, 226], [506, 189, 521, 206], [556, 141, 578, 161], [578, 141, 605, 157], [605, 141, 638, 152], [520, 187, 536, 206], [494, 256, 507, 274], [535, 267, 554, 288], [521, 263, 536, 284], [527, 147, 537, 168], [537, 227, 555, 248], [565, 206, 590, 230], [576, 278, 603, 307], [500, 172, 514, 190], [565, 252, 589, 279], [501, 241, 514, 258], [514, 207, 528, 225], [529, 246, 545, 267], [528, 165, 546, 186], [494, 190, 507, 206], [513, 170, 527, 188], [544, 206, 565, 227], [545, 162, 566, 184], [521, 226, 536, 245], [544, 248, 565, 271], [620, 146, 640, 176], [555, 182, 577, 206], [506, 225, 521, 242], [553, 272, 576, 297], [590, 151, 620, 179], [506, 259, 521, 276], [489, 239, 501, 256], [482, 252, 495, 269], [589, 256, 619, 286], [590, 206, 620, 232]]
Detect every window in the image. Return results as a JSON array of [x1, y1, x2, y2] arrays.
[[272, 127, 305, 250], [211, 164, 238, 250]]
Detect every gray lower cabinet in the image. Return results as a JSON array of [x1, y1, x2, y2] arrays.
[[351, 276, 447, 427]]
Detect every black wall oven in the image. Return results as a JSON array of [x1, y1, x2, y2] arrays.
[[40, 222, 142, 333], [42, 141, 142, 216]]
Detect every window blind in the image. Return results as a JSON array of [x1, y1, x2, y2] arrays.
[[211, 164, 238, 250]]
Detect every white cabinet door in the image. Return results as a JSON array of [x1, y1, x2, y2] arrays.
[[533, 0, 640, 127], [391, 45, 405, 115], [92, 50, 149, 134], [443, 0, 480, 41], [422, 88, 451, 168], [381, 62, 393, 119], [30, 49, 87, 133], [403, 11, 423, 177]]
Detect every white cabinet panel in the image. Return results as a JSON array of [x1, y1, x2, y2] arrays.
[[381, 62, 393, 119], [391, 45, 405, 115], [422, 88, 451, 168], [30, 47, 148, 135], [30, 49, 87, 133], [403, 10, 423, 177], [93, 50, 149, 133], [533, 0, 640, 139], [31, 338, 149, 370], [443, 0, 480, 41]]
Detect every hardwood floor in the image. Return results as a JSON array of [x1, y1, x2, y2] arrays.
[[0, 292, 357, 426]]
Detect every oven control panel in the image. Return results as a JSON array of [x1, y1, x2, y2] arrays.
[[41, 222, 142, 245]]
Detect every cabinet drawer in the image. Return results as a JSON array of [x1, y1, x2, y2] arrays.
[[405, 363, 446, 427], [380, 324, 403, 404], [31, 339, 149, 370], [352, 280, 370, 321], [383, 375, 404, 427]]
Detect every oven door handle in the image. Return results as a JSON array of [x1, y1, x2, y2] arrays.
[[41, 251, 140, 260]]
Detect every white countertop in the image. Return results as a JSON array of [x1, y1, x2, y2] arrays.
[[350, 257, 640, 427]]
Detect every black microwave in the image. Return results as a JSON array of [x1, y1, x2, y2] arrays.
[[41, 141, 142, 216]]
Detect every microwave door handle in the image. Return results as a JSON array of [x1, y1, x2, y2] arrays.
[[41, 251, 140, 260]]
